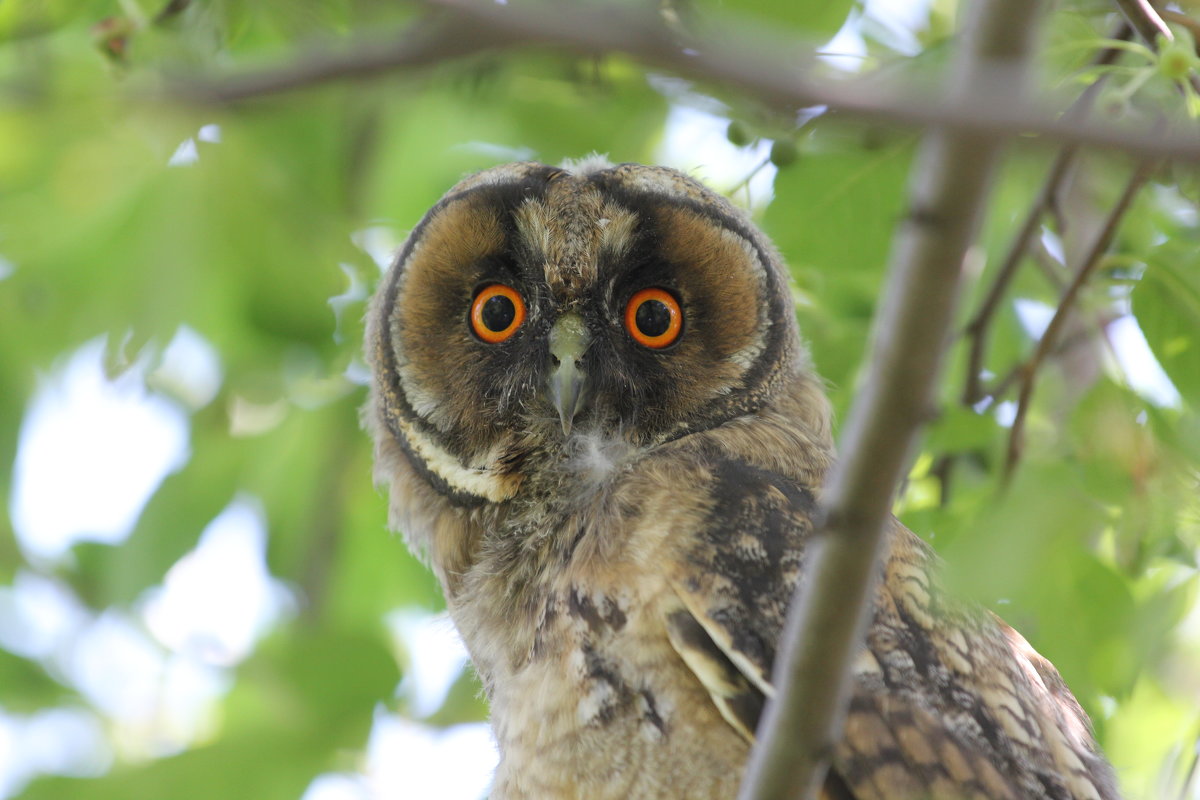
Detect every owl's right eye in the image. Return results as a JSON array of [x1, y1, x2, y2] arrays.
[[470, 284, 527, 343]]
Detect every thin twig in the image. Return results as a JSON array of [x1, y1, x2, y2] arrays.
[[961, 22, 1132, 406], [1115, 0, 1173, 44], [737, 1, 1042, 798], [164, 0, 1200, 162], [1029, 235, 1069, 289], [983, 361, 1024, 402], [963, 148, 1078, 405], [1003, 159, 1155, 479], [723, 155, 773, 201], [976, 304, 1121, 406], [171, 13, 499, 99], [1162, 10, 1200, 42], [154, 0, 191, 24]]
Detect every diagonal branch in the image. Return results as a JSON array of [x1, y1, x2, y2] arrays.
[[166, 0, 1200, 162], [1163, 9, 1200, 41], [737, 1, 1043, 798], [1116, 0, 1173, 43], [961, 23, 1132, 407], [1003, 159, 1156, 480]]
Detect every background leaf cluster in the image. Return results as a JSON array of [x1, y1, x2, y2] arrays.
[[1, 1, 1198, 799]]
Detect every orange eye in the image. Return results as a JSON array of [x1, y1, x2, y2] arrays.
[[624, 288, 682, 349], [470, 284, 526, 343]]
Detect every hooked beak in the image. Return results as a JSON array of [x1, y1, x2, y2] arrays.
[[548, 312, 590, 435]]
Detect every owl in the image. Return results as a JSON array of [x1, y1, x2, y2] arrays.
[[364, 159, 1121, 800]]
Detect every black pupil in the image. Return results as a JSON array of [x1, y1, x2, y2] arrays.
[[635, 299, 672, 338], [481, 294, 516, 332]]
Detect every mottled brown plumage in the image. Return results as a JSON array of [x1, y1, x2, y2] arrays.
[[364, 159, 1120, 799]]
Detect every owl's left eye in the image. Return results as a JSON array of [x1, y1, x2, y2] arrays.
[[624, 288, 683, 349], [470, 284, 526, 343]]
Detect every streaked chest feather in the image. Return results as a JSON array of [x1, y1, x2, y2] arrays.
[[475, 576, 749, 800]]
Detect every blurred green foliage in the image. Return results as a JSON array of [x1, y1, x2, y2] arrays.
[[1, 2, 1198, 799]]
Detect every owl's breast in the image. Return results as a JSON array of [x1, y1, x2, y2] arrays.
[[445, 438, 762, 798], [480, 572, 751, 800]]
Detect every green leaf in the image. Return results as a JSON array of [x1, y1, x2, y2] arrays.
[[767, 133, 915, 408], [705, 0, 856, 40], [0, 0, 106, 41], [21, 731, 325, 800], [241, 626, 398, 739], [0, 650, 69, 712], [1133, 256, 1200, 408], [18, 621, 400, 800], [926, 405, 998, 453]]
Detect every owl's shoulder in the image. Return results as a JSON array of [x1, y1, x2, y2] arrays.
[[643, 450, 1120, 800]]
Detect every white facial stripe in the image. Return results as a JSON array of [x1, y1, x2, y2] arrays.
[[393, 409, 518, 503]]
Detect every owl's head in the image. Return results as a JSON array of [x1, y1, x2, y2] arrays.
[[366, 159, 826, 517]]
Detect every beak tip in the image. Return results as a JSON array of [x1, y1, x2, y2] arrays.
[[552, 369, 586, 437], [548, 312, 591, 436]]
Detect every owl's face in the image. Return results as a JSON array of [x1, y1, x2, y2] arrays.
[[367, 160, 807, 508]]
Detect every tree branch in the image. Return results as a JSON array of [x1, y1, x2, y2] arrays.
[[1003, 159, 1155, 480], [167, 0, 1200, 162], [1163, 9, 1200, 42], [962, 153, 1077, 406], [1115, 0, 1173, 45], [737, 1, 1042, 798]]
